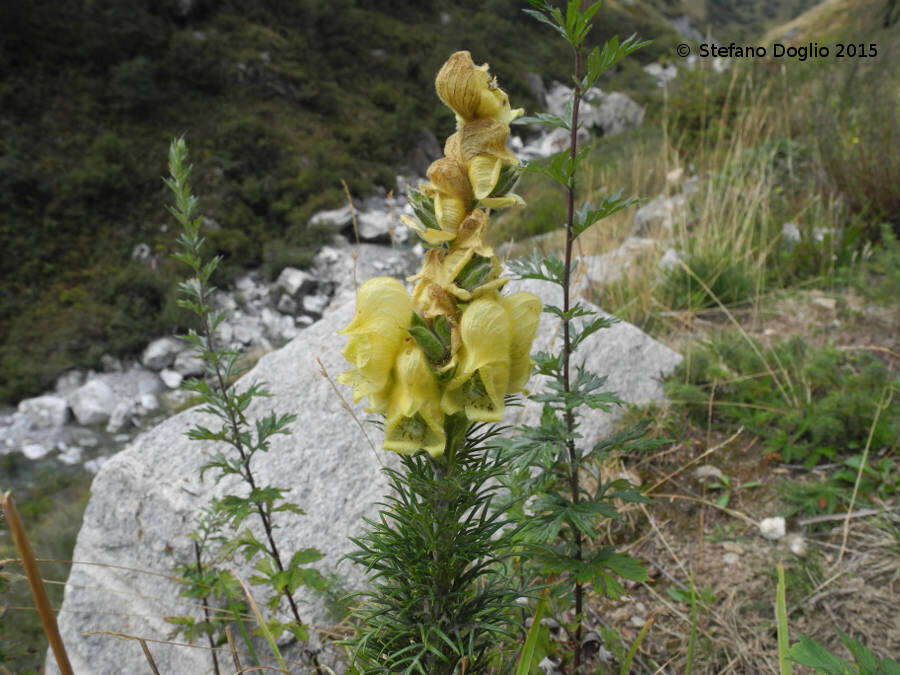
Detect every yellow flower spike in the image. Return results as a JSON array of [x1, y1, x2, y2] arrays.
[[435, 51, 524, 127], [441, 297, 511, 422], [500, 292, 542, 393], [338, 277, 414, 411], [383, 341, 446, 457]]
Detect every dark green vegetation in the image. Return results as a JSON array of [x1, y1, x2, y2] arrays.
[[0, 0, 692, 405], [0, 0, 834, 406]]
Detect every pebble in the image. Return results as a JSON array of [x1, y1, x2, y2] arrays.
[[22, 442, 51, 460], [759, 516, 786, 540]]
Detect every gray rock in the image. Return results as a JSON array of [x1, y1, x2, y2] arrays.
[[524, 72, 546, 103], [57, 446, 84, 466], [69, 380, 118, 426], [51, 274, 681, 674], [644, 62, 678, 87], [22, 442, 51, 460], [572, 237, 658, 295], [106, 402, 136, 433], [131, 242, 152, 262], [759, 516, 786, 541], [55, 370, 85, 395], [141, 337, 183, 371], [99, 354, 123, 372], [782, 221, 801, 243], [138, 394, 160, 414], [17, 395, 69, 429], [172, 350, 205, 377], [277, 293, 298, 315], [83, 456, 109, 475], [276, 267, 314, 298], [160, 369, 183, 389], [694, 464, 725, 483], [593, 91, 645, 135], [658, 248, 683, 271], [309, 204, 353, 230], [261, 307, 299, 342], [631, 193, 687, 237], [302, 293, 331, 317]]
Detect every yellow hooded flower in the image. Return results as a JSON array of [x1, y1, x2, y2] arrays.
[[338, 277, 413, 412], [420, 157, 472, 242], [500, 292, 542, 393], [441, 297, 511, 422], [445, 119, 519, 201], [408, 249, 457, 320], [383, 341, 446, 456], [435, 51, 524, 128]]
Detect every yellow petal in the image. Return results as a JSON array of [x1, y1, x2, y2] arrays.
[[434, 194, 467, 234], [435, 51, 492, 122], [441, 297, 511, 421], [339, 277, 413, 408], [426, 157, 471, 202], [383, 342, 446, 456], [468, 155, 503, 200], [457, 119, 518, 165], [501, 292, 542, 393], [480, 193, 525, 209], [478, 86, 525, 126], [435, 51, 523, 126]]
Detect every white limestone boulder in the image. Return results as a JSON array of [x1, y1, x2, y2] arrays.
[[49, 274, 681, 674]]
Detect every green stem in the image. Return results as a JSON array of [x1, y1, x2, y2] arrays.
[[187, 200, 323, 674], [564, 38, 586, 673]]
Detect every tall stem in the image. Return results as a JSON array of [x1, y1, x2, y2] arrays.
[[563, 43, 586, 671], [193, 242, 322, 673], [193, 541, 222, 675]]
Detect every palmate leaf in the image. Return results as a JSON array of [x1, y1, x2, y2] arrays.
[[529, 546, 646, 595], [569, 313, 615, 351], [572, 189, 639, 239], [582, 34, 652, 90], [542, 303, 595, 321], [507, 250, 573, 286], [515, 112, 570, 130]]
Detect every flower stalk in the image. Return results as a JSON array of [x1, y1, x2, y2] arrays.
[[339, 51, 539, 671]]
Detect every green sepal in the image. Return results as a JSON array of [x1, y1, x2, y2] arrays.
[[488, 162, 525, 198], [408, 326, 449, 363], [433, 315, 452, 347], [455, 254, 495, 292]]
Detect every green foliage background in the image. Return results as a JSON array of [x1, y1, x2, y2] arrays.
[[4, 0, 829, 404], [0, 0, 690, 403]]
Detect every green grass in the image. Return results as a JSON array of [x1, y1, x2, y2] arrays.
[[669, 334, 898, 467]]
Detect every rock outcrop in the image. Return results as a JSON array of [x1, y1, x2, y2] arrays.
[[48, 273, 680, 674]]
